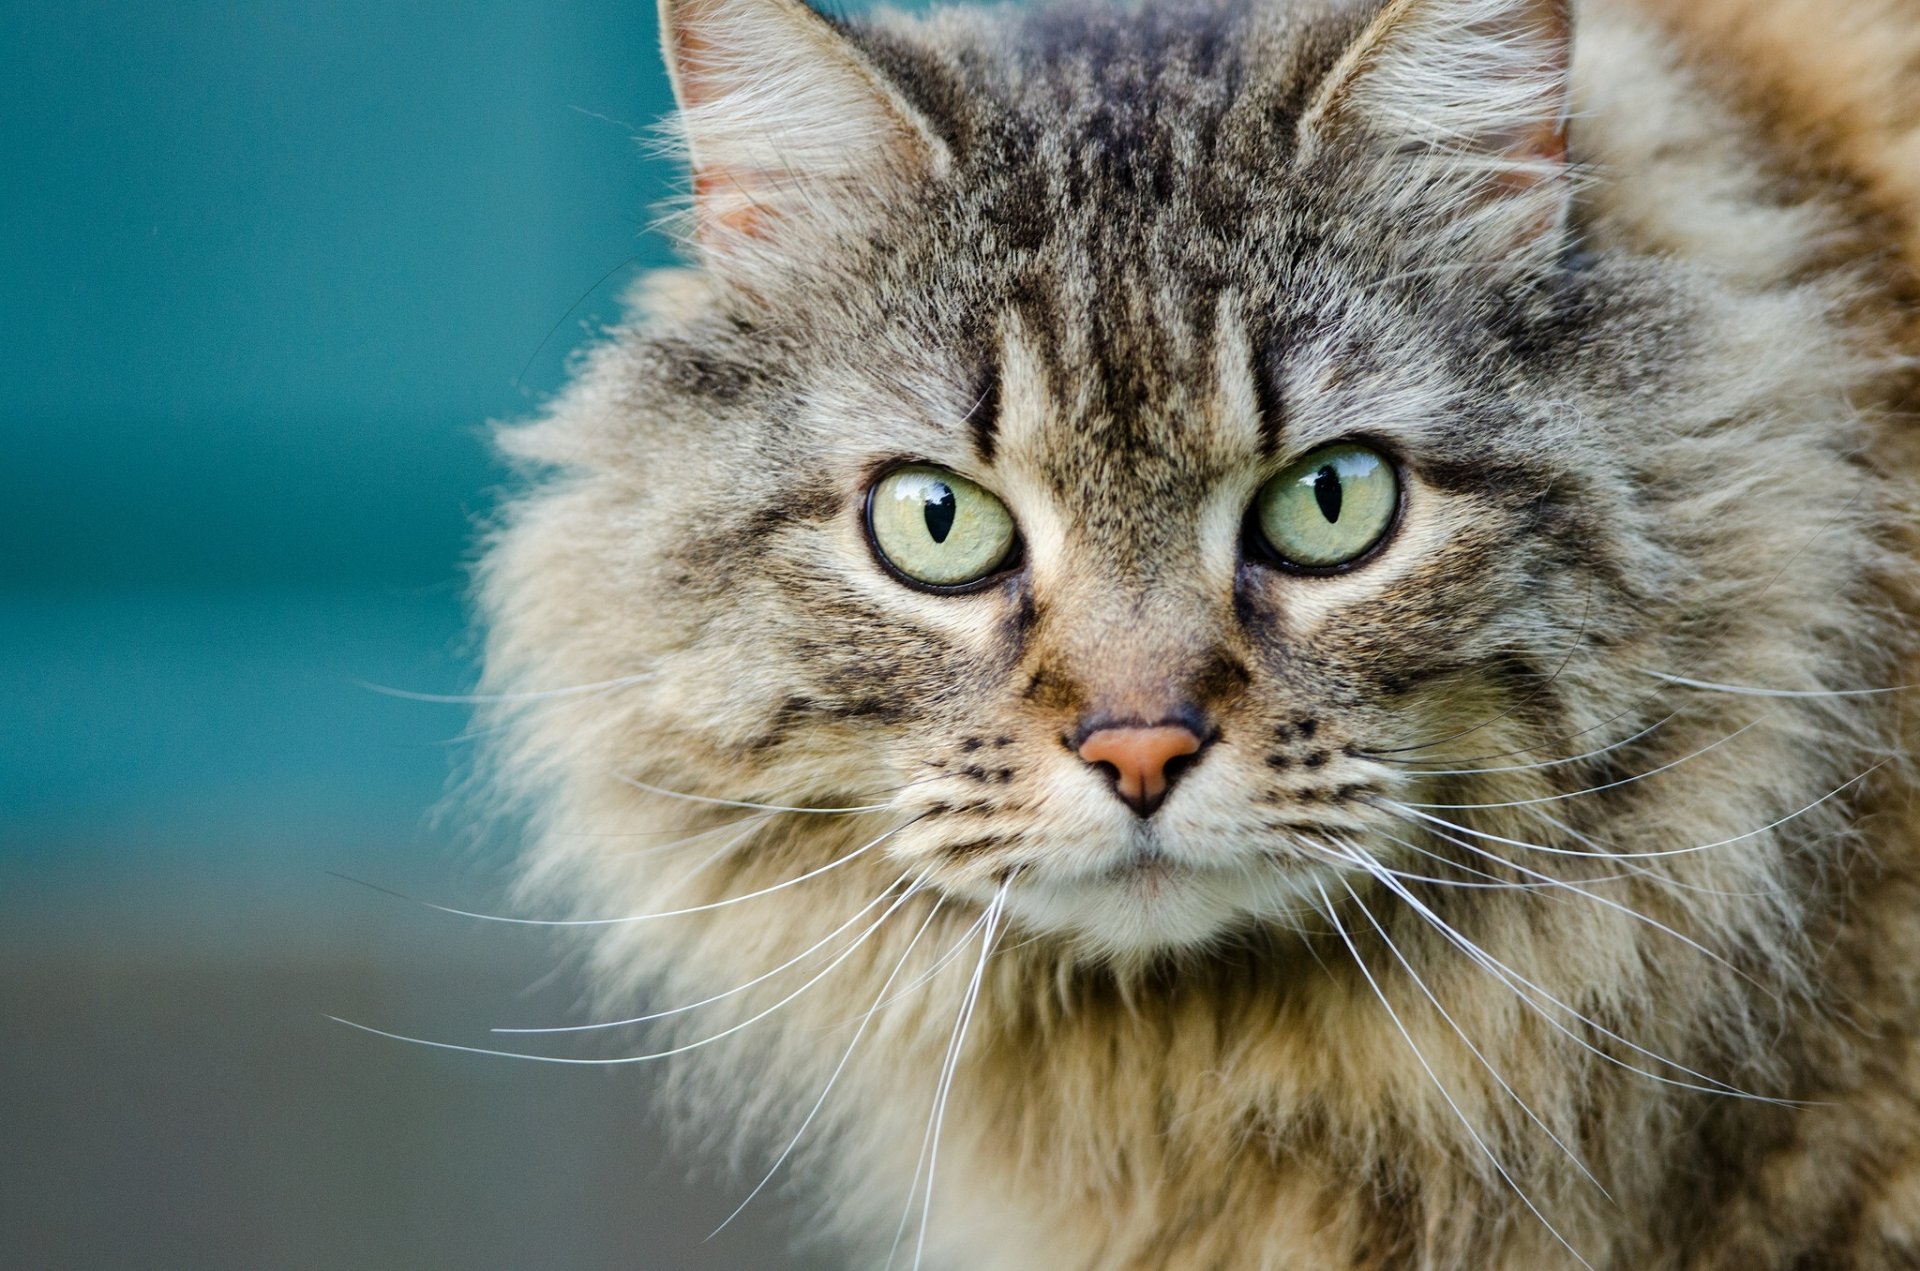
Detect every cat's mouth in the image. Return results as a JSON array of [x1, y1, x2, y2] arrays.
[[1109, 846, 1183, 895], [984, 833, 1342, 956], [903, 780, 1369, 952]]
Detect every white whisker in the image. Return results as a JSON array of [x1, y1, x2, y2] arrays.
[[1379, 807, 1768, 992], [1353, 835, 1790, 1103], [1330, 865, 1610, 1198], [1524, 808, 1782, 899], [618, 772, 903, 815], [355, 672, 658, 705], [495, 872, 916, 1033], [333, 820, 912, 928], [1381, 765, 1878, 861], [1389, 711, 1678, 779], [887, 885, 1007, 1271], [832, 903, 995, 1026], [914, 884, 1005, 1271], [1294, 836, 1562, 892], [1398, 719, 1765, 811], [599, 812, 778, 859], [1641, 669, 1916, 699], [709, 890, 947, 1238], [1369, 482, 1876, 771], [1341, 828, 1642, 892], [1311, 880, 1595, 1270], [328, 876, 928, 1067]]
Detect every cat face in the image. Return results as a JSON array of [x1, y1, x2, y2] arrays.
[[684, 280, 1640, 954], [610, 0, 1654, 954], [487, 0, 1883, 962]]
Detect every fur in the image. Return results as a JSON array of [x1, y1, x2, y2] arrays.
[[472, 0, 1920, 1265]]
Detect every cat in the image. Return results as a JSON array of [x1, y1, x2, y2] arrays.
[[470, 0, 1920, 1265]]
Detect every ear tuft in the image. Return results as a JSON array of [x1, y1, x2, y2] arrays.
[[1301, 0, 1574, 255], [660, 0, 947, 257]]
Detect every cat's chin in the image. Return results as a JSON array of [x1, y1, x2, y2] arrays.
[[996, 854, 1339, 959]]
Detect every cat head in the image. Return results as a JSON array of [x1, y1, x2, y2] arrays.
[[483, 0, 1891, 962]]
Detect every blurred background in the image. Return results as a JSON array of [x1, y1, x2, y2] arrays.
[[1, 3, 832, 1266]]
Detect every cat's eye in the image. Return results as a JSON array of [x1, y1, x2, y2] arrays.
[[867, 465, 1019, 589], [1250, 442, 1401, 571]]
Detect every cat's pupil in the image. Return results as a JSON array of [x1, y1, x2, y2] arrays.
[[1313, 466, 1343, 523], [924, 483, 957, 543]]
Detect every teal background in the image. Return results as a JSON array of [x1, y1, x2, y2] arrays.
[[1, 3, 829, 1266]]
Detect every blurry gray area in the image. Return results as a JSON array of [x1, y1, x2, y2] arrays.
[[0, 0, 849, 1266], [0, 594, 836, 1271], [1, 929, 829, 1271]]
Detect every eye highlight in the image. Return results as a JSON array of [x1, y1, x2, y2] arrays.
[[867, 465, 1018, 589], [1250, 442, 1400, 571]]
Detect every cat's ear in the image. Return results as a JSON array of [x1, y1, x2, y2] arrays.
[[1299, 0, 1573, 257], [659, 0, 948, 257]]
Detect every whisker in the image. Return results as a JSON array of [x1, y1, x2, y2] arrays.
[[1396, 719, 1765, 812], [626, 818, 775, 907], [1380, 764, 1878, 861], [494, 872, 916, 1033], [1381, 711, 1677, 778], [327, 818, 914, 928], [1344, 829, 1643, 893], [617, 773, 905, 815], [888, 886, 1007, 1271], [709, 891, 947, 1239], [354, 672, 658, 705], [553, 812, 772, 842], [562, 787, 939, 846], [831, 903, 995, 1026], [328, 877, 929, 1067], [1377, 806, 1770, 993], [1375, 479, 1872, 768], [1343, 851, 1795, 1105], [912, 884, 1006, 1271], [434, 675, 667, 747], [1329, 865, 1610, 1199], [1639, 669, 1917, 699], [1367, 697, 1683, 771], [599, 813, 778, 860], [1522, 808, 1783, 899], [1309, 880, 1595, 1270], [1293, 836, 1561, 892], [512, 252, 643, 388]]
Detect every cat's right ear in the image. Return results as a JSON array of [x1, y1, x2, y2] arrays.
[[659, 0, 948, 263], [1297, 0, 1574, 262]]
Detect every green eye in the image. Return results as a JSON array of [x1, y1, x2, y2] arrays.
[[867, 465, 1018, 589], [1252, 442, 1400, 570]]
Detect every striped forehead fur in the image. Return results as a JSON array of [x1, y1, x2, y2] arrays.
[[472, 0, 1920, 1265]]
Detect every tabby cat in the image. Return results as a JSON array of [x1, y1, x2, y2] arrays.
[[470, 0, 1920, 1264]]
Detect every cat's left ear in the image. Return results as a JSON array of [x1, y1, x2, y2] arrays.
[[1299, 0, 1573, 258], [659, 0, 949, 259]]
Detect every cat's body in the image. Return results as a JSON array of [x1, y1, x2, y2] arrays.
[[475, 0, 1920, 1265]]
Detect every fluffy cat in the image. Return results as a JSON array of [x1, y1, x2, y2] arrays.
[[470, 0, 1920, 1264]]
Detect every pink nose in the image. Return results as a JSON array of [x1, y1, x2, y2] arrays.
[[1076, 724, 1206, 817]]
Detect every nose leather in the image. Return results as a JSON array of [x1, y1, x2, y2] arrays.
[[1076, 724, 1206, 817]]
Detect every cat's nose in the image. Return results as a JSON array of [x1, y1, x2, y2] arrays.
[[1075, 720, 1209, 817]]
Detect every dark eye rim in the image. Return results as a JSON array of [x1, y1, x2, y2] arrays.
[[862, 460, 1026, 596], [1242, 436, 1408, 577]]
